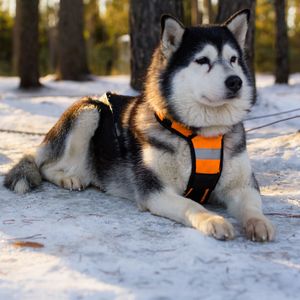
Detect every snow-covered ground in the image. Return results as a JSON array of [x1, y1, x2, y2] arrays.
[[0, 74, 299, 300]]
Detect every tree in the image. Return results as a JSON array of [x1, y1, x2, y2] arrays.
[[191, 1, 216, 25], [274, 0, 289, 83], [216, 0, 256, 80], [101, 0, 129, 74], [57, 0, 89, 81], [255, 0, 275, 73], [14, 0, 41, 88], [191, 0, 202, 25], [0, 3, 13, 75], [289, 0, 300, 73], [129, 0, 183, 91], [201, 0, 214, 24]]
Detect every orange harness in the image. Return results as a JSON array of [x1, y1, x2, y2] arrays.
[[155, 113, 223, 204]]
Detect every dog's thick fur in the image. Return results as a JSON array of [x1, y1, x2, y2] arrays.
[[5, 10, 275, 241]]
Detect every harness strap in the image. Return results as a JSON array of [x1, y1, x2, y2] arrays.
[[155, 112, 223, 204]]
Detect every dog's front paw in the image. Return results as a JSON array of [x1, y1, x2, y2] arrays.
[[195, 214, 235, 240], [245, 217, 275, 242], [60, 176, 85, 191]]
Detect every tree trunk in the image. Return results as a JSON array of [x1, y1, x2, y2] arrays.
[[191, 0, 202, 25], [274, 0, 289, 84], [202, 0, 213, 24], [216, 0, 256, 81], [129, 0, 183, 91], [57, 0, 89, 81], [86, 0, 99, 49], [14, 0, 41, 88]]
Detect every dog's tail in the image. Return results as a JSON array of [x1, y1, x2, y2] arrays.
[[4, 154, 42, 194]]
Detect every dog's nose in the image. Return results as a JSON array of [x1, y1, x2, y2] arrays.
[[225, 76, 242, 93]]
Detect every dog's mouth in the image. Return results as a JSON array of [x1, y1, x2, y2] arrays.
[[202, 96, 228, 107], [202, 91, 240, 105], [224, 91, 240, 100]]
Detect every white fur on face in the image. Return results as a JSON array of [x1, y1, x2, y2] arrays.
[[169, 44, 253, 129]]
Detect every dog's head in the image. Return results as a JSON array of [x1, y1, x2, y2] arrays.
[[147, 10, 255, 131]]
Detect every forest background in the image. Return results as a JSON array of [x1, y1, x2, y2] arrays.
[[0, 0, 298, 89]]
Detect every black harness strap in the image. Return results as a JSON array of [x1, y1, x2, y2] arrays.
[[155, 113, 223, 204]]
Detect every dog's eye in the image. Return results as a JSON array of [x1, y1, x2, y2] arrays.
[[195, 57, 210, 65], [230, 56, 237, 64]]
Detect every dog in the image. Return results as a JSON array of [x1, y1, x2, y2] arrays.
[[4, 9, 275, 242]]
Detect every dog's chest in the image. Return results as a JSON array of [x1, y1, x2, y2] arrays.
[[143, 136, 192, 194], [143, 132, 236, 197]]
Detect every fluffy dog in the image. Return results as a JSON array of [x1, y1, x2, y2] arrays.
[[5, 10, 275, 242]]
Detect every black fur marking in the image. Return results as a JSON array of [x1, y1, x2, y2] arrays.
[[148, 137, 175, 153], [125, 97, 163, 195], [229, 122, 247, 157], [134, 165, 163, 196], [251, 173, 260, 192], [88, 94, 163, 197], [107, 92, 135, 158], [89, 100, 121, 180]]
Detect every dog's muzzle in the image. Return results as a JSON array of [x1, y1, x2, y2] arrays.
[[225, 75, 242, 96]]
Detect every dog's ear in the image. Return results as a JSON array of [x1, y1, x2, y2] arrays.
[[224, 9, 250, 48], [161, 15, 185, 58]]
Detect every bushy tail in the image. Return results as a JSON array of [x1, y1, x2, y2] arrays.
[[4, 155, 42, 194]]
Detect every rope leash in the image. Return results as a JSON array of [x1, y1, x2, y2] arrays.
[[0, 128, 45, 136], [246, 115, 300, 132], [245, 107, 300, 120], [0, 111, 299, 136], [265, 212, 300, 219]]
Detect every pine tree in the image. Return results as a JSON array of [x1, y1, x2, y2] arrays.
[[274, 0, 289, 83], [57, 0, 89, 81], [129, 0, 183, 91], [14, 0, 41, 88]]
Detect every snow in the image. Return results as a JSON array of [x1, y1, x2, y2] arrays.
[[0, 74, 299, 300]]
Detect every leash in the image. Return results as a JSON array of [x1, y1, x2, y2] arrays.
[[0, 128, 46, 136], [265, 212, 300, 218], [1, 110, 298, 216], [245, 107, 300, 120], [246, 115, 300, 132], [0, 111, 299, 136]]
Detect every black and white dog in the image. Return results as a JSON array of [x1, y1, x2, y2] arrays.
[[5, 10, 275, 242]]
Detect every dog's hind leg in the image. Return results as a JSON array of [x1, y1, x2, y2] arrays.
[[145, 187, 235, 240], [40, 107, 100, 191]]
